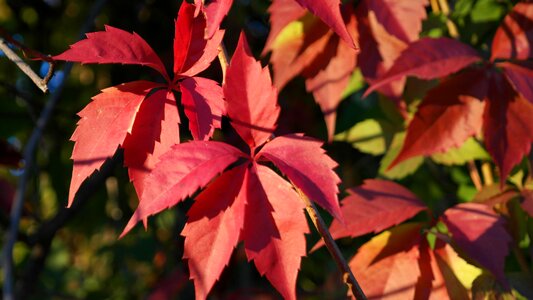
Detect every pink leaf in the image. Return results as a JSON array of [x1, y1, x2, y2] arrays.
[[243, 165, 308, 300], [123, 89, 180, 198], [224, 32, 279, 150], [390, 69, 486, 168], [491, 3, 533, 61], [328, 179, 426, 241], [204, 0, 233, 39], [499, 61, 533, 104], [54, 26, 167, 79], [365, 37, 481, 97], [441, 203, 511, 287], [68, 81, 157, 206], [483, 71, 533, 184], [182, 165, 247, 300], [258, 134, 342, 221], [173, 1, 225, 78], [294, 0, 356, 48], [121, 141, 244, 236], [179, 77, 225, 141], [521, 189, 533, 217]]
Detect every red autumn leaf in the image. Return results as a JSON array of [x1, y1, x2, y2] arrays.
[[224, 33, 279, 150], [54, 1, 225, 205], [364, 0, 427, 44], [263, 0, 306, 53], [68, 81, 158, 206], [179, 77, 224, 141], [389, 69, 486, 169], [121, 141, 244, 237], [441, 203, 511, 287], [491, 2, 533, 61], [294, 0, 356, 48], [122, 89, 180, 198], [365, 37, 481, 97], [182, 165, 247, 300], [258, 134, 342, 221], [204, 0, 233, 39], [133, 32, 340, 299], [483, 71, 533, 182], [327, 179, 426, 241], [499, 61, 533, 104], [349, 223, 422, 299]]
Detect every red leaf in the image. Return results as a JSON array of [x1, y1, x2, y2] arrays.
[[491, 3, 533, 61], [68, 81, 158, 206], [305, 12, 358, 140], [224, 33, 279, 150], [521, 189, 533, 217], [182, 165, 247, 299], [123, 89, 180, 198], [174, 1, 224, 78], [364, 0, 427, 43], [349, 223, 422, 299], [365, 38, 481, 97], [499, 61, 533, 104], [294, 0, 356, 48], [263, 0, 306, 54], [328, 179, 426, 241], [53, 26, 167, 79], [243, 165, 308, 300], [441, 203, 511, 287], [121, 141, 244, 236], [258, 134, 342, 221], [204, 0, 232, 39], [483, 72, 533, 183], [179, 77, 225, 141], [390, 69, 486, 168]]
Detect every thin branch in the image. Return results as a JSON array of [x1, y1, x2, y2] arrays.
[[2, 0, 108, 299], [467, 161, 483, 191], [481, 162, 494, 186], [297, 189, 367, 300], [0, 37, 50, 93]]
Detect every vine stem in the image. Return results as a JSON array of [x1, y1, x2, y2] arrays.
[[433, 0, 460, 39], [467, 161, 483, 191], [0, 37, 50, 93], [297, 189, 367, 300], [216, 39, 366, 299]]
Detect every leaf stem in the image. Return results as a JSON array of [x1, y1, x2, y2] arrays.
[[435, 0, 460, 39], [481, 162, 494, 186], [217, 43, 229, 83], [297, 189, 367, 300], [467, 161, 483, 191]]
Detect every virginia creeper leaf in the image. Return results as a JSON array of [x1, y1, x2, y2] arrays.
[[365, 38, 482, 97], [263, 0, 306, 53], [121, 141, 244, 236], [349, 223, 422, 299], [243, 165, 308, 300], [390, 69, 487, 169], [441, 203, 511, 287], [204, 0, 232, 39], [294, 0, 356, 48], [123, 89, 180, 198], [68, 81, 157, 206], [491, 2, 533, 61], [483, 72, 533, 183], [521, 189, 533, 217], [182, 165, 247, 300], [328, 179, 426, 241], [224, 33, 279, 149], [258, 134, 342, 221], [179, 77, 224, 141], [499, 61, 533, 104], [53, 25, 167, 79]]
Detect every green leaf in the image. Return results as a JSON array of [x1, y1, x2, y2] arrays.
[[334, 119, 396, 155], [431, 138, 490, 166], [341, 69, 365, 99], [379, 132, 423, 179]]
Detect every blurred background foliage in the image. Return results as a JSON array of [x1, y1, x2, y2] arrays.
[[0, 0, 528, 299]]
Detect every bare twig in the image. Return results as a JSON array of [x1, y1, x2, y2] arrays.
[[467, 161, 483, 191], [0, 37, 50, 93], [297, 189, 367, 300], [2, 1, 109, 299]]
